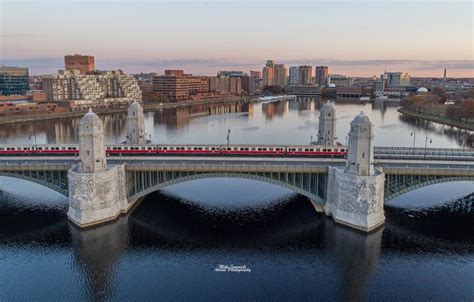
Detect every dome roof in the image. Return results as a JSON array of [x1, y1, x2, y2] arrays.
[[417, 87, 428, 94], [80, 108, 102, 125], [320, 101, 335, 115], [351, 111, 371, 124]]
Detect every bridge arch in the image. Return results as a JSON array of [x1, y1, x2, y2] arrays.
[[0, 172, 69, 196], [384, 175, 474, 202], [127, 171, 327, 207]]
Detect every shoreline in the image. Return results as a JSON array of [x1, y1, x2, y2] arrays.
[[398, 108, 474, 131], [0, 96, 258, 126]]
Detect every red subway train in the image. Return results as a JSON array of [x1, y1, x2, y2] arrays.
[[0, 144, 348, 158]]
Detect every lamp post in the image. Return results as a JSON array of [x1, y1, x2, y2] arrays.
[[410, 131, 416, 155], [310, 135, 313, 145], [424, 135, 432, 160]]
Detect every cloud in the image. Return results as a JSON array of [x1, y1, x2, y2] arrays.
[[1, 57, 472, 76], [0, 34, 46, 38]]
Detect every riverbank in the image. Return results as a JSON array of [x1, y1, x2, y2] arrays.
[[0, 95, 258, 126], [398, 108, 474, 131]]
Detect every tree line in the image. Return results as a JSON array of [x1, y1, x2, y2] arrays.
[[400, 88, 474, 122]]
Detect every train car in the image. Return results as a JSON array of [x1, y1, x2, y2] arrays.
[[0, 144, 348, 158], [0, 144, 79, 156]]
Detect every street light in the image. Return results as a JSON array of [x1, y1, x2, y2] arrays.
[[424, 136, 432, 159], [410, 131, 416, 155]]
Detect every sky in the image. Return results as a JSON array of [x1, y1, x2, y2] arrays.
[[1, 0, 473, 77]]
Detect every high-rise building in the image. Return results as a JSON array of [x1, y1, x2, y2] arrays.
[[298, 65, 313, 85], [265, 60, 274, 68], [0, 66, 29, 96], [273, 64, 288, 87], [262, 66, 274, 87], [385, 72, 410, 87], [250, 70, 261, 79], [373, 79, 385, 96], [229, 77, 241, 95], [315, 66, 329, 87], [153, 70, 209, 101], [64, 54, 95, 74], [288, 66, 299, 85], [42, 70, 141, 108]]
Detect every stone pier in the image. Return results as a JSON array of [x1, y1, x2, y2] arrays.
[[325, 112, 385, 232], [68, 109, 128, 227]]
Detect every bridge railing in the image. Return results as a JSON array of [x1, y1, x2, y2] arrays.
[[0, 162, 71, 172], [375, 146, 474, 155], [125, 163, 329, 174], [383, 166, 474, 176]]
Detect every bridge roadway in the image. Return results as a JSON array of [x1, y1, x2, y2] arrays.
[[0, 156, 472, 170]]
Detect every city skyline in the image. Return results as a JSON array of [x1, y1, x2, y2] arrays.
[[1, 1, 473, 77]]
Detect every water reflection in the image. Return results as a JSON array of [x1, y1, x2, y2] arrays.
[[327, 221, 383, 301], [1, 99, 472, 147], [69, 216, 129, 301], [1, 185, 473, 300]]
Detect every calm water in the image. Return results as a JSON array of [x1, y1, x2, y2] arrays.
[[1, 99, 473, 301]]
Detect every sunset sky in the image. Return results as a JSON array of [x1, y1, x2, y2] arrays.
[[1, 0, 473, 77]]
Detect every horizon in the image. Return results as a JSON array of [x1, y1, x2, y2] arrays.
[[1, 0, 473, 77]]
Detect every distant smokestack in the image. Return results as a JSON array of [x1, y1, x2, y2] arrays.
[[443, 68, 447, 80]]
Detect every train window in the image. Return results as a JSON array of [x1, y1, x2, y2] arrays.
[[0, 148, 3, 150], [38, 147, 42, 150], [205, 147, 209, 150], [252, 148, 256, 151], [163, 147, 167, 150], [148, 147, 152, 150], [298, 148, 302, 151]]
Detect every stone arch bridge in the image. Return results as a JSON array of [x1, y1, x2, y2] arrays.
[[1, 160, 472, 208]]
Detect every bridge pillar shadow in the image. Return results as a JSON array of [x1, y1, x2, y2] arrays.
[[69, 215, 129, 301]]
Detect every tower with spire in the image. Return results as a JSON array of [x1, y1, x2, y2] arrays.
[[317, 102, 336, 146], [126, 100, 146, 145], [324, 111, 385, 232], [68, 109, 128, 228], [79, 108, 107, 173]]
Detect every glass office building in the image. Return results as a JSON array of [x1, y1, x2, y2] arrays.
[[0, 66, 30, 95]]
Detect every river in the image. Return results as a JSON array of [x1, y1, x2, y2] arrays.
[[1, 98, 473, 301]]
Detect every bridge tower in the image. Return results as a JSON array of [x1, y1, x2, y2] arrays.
[[127, 100, 146, 145], [325, 111, 385, 232], [68, 109, 128, 228], [79, 109, 107, 173], [346, 111, 374, 176], [317, 101, 336, 146]]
